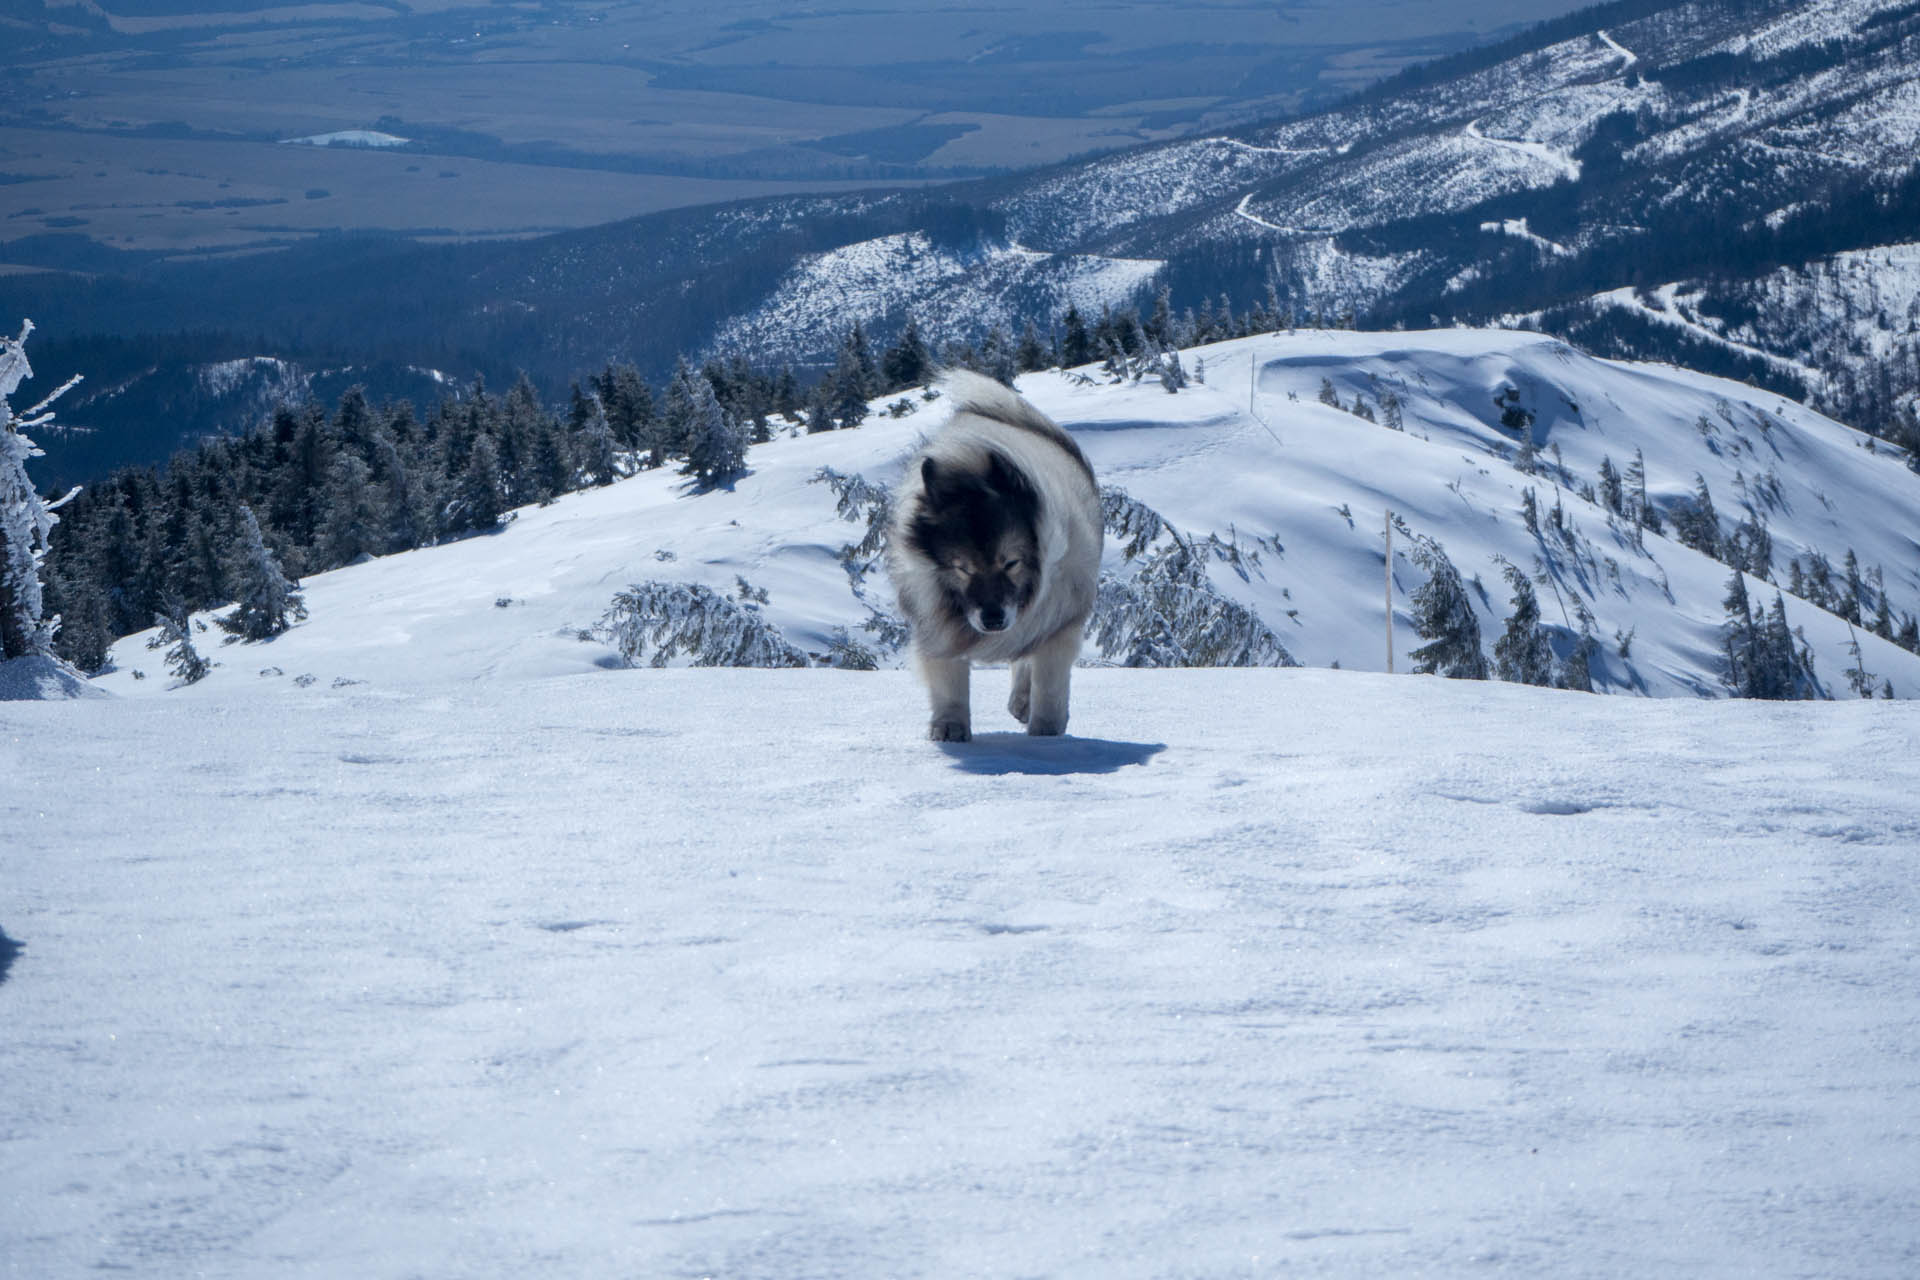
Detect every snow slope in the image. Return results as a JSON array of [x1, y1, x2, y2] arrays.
[[89, 329, 1920, 702], [4, 669, 1918, 1277]]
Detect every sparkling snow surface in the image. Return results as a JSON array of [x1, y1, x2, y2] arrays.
[[5, 669, 1919, 1278]]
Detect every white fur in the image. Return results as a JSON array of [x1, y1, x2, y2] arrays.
[[887, 372, 1103, 740]]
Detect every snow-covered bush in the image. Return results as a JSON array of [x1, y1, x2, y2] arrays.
[[1090, 486, 1295, 668], [597, 580, 807, 668]]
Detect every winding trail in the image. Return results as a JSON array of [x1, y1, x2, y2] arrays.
[[1462, 118, 1583, 182]]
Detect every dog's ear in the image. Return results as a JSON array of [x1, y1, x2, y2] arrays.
[[984, 450, 1036, 506], [921, 456, 943, 493]]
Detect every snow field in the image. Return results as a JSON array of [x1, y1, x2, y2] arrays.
[[3, 668, 1917, 1276]]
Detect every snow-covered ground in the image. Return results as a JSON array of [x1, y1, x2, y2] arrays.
[[4, 667, 1918, 1277]]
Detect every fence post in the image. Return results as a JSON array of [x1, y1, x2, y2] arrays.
[[1385, 509, 1394, 674]]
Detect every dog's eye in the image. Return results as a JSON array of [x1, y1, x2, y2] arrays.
[[1003, 558, 1023, 572]]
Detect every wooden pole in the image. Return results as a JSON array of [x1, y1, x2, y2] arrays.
[[1385, 509, 1394, 674]]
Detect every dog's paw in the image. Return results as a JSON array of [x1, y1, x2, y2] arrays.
[[1026, 713, 1067, 737], [929, 718, 972, 743], [1007, 689, 1030, 724]]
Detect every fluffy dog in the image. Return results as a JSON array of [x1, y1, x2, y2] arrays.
[[887, 371, 1102, 741]]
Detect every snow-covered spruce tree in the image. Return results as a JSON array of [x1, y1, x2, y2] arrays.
[[681, 375, 748, 490], [1721, 570, 1764, 698], [577, 399, 618, 487], [1492, 560, 1553, 686], [149, 604, 210, 686], [596, 580, 807, 668], [1403, 526, 1488, 679], [317, 452, 385, 567], [219, 505, 306, 641], [1, 320, 80, 663]]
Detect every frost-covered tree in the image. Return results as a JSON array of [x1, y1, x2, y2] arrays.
[[150, 603, 210, 685], [1088, 486, 1294, 668], [317, 452, 384, 567], [1, 320, 80, 663], [596, 580, 807, 668], [577, 399, 618, 487], [219, 505, 306, 641], [1404, 527, 1488, 679], [1492, 560, 1553, 686], [681, 375, 748, 490]]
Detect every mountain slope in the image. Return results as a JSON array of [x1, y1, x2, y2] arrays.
[[91, 329, 1920, 702]]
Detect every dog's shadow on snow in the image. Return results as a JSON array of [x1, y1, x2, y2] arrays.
[[939, 734, 1165, 776], [0, 927, 21, 987]]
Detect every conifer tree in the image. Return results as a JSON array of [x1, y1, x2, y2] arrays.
[[454, 433, 504, 533], [219, 505, 306, 641], [1493, 561, 1553, 685], [317, 452, 384, 566], [681, 375, 748, 490], [1016, 319, 1050, 373], [1721, 570, 1763, 697], [881, 318, 932, 390], [1060, 304, 1094, 368], [1404, 528, 1488, 679], [578, 400, 618, 487], [1673, 473, 1721, 559], [373, 430, 431, 554], [151, 602, 210, 685], [831, 331, 876, 428], [1597, 455, 1623, 514]]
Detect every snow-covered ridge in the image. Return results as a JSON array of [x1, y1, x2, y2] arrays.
[[96, 329, 1920, 702], [709, 231, 1161, 361]]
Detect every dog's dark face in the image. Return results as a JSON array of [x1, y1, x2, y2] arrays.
[[908, 452, 1041, 636]]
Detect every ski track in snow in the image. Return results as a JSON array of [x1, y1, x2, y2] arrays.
[[4, 670, 1920, 1278]]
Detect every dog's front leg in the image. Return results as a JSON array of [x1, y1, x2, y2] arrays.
[[1007, 658, 1032, 725], [1024, 621, 1084, 736], [919, 651, 973, 742]]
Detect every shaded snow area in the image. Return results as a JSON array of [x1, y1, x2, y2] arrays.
[[4, 669, 1918, 1277], [90, 329, 1920, 701]]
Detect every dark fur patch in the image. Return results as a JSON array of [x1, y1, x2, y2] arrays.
[[907, 450, 1041, 631]]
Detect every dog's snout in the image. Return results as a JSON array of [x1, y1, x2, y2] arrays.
[[978, 607, 1008, 631]]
